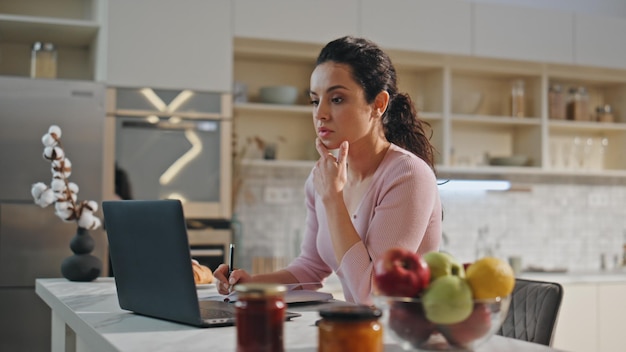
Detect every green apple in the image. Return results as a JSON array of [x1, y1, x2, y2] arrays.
[[423, 251, 465, 280], [422, 275, 473, 324]]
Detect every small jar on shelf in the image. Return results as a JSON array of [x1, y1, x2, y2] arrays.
[[566, 86, 590, 121], [548, 84, 566, 120], [30, 42, 57, 79], [510, 79, 525, 118], [596, 105, 614, 123]]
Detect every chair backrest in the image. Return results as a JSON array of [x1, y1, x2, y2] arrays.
[[497, 278, 564, 346]]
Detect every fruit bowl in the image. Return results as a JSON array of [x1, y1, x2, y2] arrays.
[[373, 294, 511, 351]]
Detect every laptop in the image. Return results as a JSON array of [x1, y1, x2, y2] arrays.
[[102, 199, 301, 328]]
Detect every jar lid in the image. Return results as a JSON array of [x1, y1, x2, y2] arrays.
[[550, 84, 562, 92], [235, 283, 287, 298], [32, 42, 56, 51], [319, 305, 382, 321]]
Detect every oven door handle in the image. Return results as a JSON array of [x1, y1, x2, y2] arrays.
[[190, 249, 224, 257]]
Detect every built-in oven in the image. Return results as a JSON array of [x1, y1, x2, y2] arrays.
[[105, 87, 232, 220], [104, 87, 233, 275]]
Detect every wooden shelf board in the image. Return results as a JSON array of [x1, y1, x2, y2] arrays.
[[0, 14, 98, 47]]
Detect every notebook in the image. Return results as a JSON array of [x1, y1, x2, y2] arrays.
[[102, 199, 301, 328]]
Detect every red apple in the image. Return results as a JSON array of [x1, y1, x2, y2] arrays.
[[373, 247, 430, 297], [389, 301, 436, 346], [463, 262, 472, 271], [438, 302, 492, 348]]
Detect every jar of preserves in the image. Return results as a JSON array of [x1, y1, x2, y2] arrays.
[[235, 283, 287, 352], [30, 42, 57, 79], [318, 305, 383, 352], [548, 84, 566, 120]]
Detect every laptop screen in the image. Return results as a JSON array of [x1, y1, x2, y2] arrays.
[[103, 199, 207, 326]]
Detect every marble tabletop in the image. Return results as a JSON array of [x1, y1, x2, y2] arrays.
[[35, 278, 567, 352]]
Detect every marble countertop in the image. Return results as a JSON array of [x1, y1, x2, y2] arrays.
[[35, 278, 568, 352]]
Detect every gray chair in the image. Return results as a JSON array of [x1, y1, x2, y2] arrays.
[[497, 278, 564, 346]]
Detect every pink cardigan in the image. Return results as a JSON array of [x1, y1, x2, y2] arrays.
[[286, 144, 442, 304]]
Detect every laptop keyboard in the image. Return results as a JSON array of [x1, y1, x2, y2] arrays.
[[199, 300, 236, 319]]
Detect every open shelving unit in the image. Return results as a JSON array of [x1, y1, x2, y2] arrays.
[[232, 37, 626, 181], [0, 0, 103, 81]]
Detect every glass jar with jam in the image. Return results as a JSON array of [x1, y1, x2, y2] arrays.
[[235, 283, 287, 352], [318, 305, 383, 352]]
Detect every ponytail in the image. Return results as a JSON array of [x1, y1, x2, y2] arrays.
[[384, 93, 435, 170]]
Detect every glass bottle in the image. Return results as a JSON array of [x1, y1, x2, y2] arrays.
[[511, 79, 525, 117], [30, 42, 57, 79], [235, 283, 287, 352], [548, 84, 566, 120], [318, 305, 383, 352]]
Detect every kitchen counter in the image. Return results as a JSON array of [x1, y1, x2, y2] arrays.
[[35, 278, 568, 352], [519, 269, 626, 284]]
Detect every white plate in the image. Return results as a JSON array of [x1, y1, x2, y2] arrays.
[[196, 283, 215, 289]]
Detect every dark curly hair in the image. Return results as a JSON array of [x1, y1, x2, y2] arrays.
[[315, 36, 436, 170]]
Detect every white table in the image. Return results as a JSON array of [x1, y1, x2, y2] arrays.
[[35, 278, 568, 352]]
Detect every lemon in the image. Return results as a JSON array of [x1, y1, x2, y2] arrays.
[[465, 257, 515, 299]]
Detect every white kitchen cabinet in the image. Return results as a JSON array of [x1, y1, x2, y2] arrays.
[[473, 3, 574, 64], [551, 283, 598, 352], [575, 13, 626, 70], [547, 279, 626, 352], [0, 0, 102, 80], [104, 0, 232, 91], [597, 283, 626, 352], [233, 0, 358, 45], [360, 0, 472, 55]]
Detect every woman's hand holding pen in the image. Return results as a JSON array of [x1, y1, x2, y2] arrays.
[[214, 264, 251, 295]]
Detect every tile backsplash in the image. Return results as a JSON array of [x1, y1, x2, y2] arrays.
[[234, 162, 626, 273]]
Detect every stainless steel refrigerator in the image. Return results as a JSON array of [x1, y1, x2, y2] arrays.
[[0, 76, 107, 351]]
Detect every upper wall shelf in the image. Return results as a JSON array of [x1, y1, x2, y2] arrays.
[[0, 0, 101, 80], [0, 14, 98, 47], [234, 102, 312, 115]]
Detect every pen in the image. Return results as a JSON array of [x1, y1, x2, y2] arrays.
[[228, 243, 235, 278]]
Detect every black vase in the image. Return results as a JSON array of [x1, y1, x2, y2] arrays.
[[61, 227, 102, 282]]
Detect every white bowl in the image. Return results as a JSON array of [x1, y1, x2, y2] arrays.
[[488, 155, 529, 167], [259, 85, 299, 105]]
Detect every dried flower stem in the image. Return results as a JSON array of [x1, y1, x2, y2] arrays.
[[31, 125, 101, 230]]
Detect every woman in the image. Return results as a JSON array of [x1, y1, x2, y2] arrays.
[[215, 36, 441, 304]]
